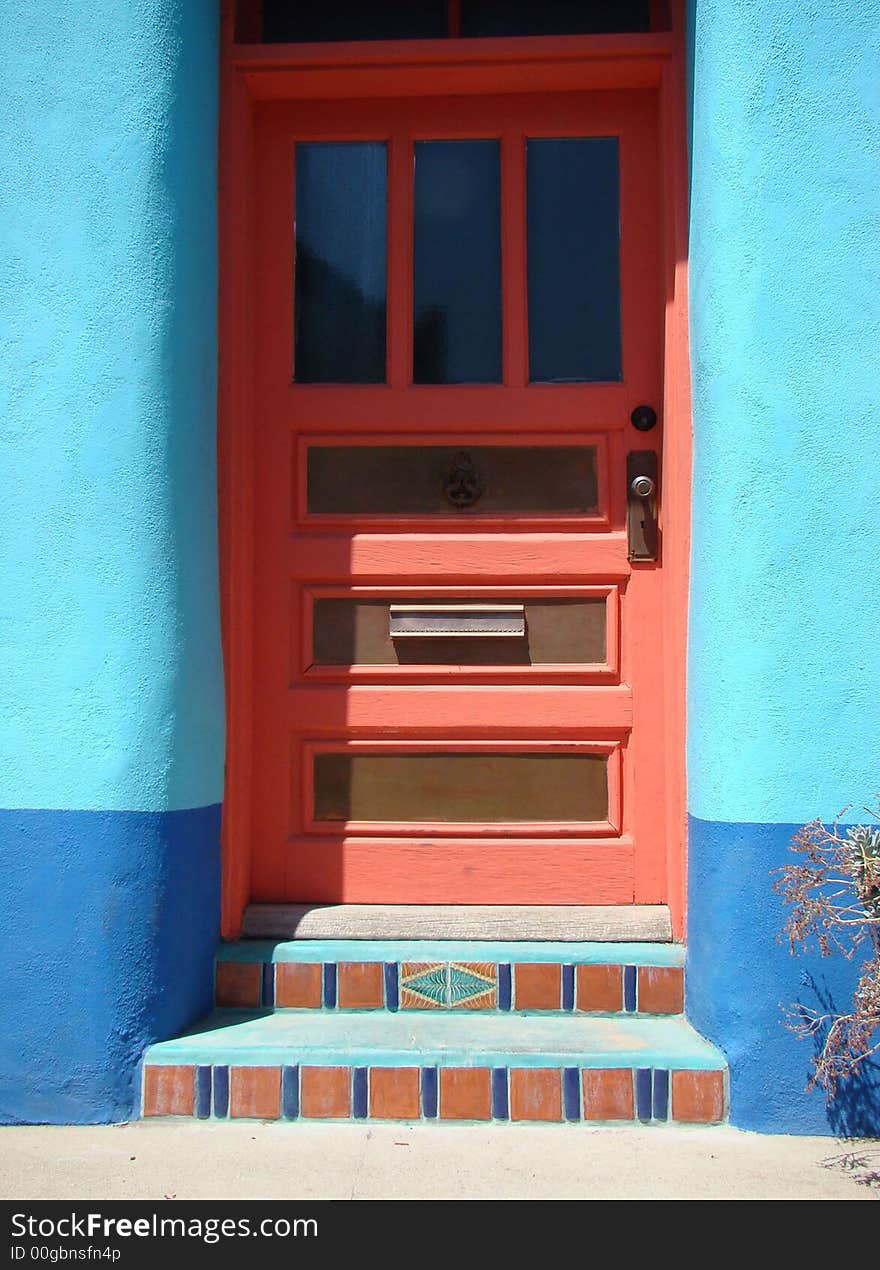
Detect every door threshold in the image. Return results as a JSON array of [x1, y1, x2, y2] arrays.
[[240, 904, 673, 943]]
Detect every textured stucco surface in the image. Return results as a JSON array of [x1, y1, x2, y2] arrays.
[[686, 0, 880, 1132], [0, 0, 224, 812], [687, 0, 880, 825], [0, 1, 223, 1122]]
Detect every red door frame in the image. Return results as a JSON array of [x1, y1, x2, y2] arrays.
[[217, 0, 693, 939]]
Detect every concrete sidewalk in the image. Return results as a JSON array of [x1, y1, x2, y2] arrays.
[[1, 1122, 877, 1200]]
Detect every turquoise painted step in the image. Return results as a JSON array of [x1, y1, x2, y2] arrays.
[[142, 1011, 726, 1124], [214, 940, 686, 1015], [146, 1010, 720, 1070]]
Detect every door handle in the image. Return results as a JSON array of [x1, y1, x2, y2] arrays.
[[627, 451, 659, 562]]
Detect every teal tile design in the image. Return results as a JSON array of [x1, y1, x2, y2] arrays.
[[401, 963, 446, 1009], [448, 963, 496, 1010]]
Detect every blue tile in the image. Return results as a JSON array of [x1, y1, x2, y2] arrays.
[[353, 1067, 368, 1119], [261, 962, 275, 1008], [212, 1065, 229, 1118], [561, 964, 575, 1011], [195, 1065, 211, 1119], [281, 1065, 299, 1119], [624, 965, 637, 1012], [563, 1067, 580, 1121], [498, 963, 512, 1011], [492, 1068, 509, 1120], [652, 1068, 669, 1122], [421, 1066, 438, 1118], [384, 962, 399, 1011], [322, 962, 337, 1009], [636, 1068, 652, 1122]]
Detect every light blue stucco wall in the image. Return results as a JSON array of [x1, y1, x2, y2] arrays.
[[686, 0, 880, 1132], [0, 0, 224, 1122]]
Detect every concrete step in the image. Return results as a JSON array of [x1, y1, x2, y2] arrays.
[[242, 903, 673, 941], [142, 1011, 726, 1125], [215, 939, 686, 1015]]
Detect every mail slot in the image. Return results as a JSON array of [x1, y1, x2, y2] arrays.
[[389, 604, 526, 638]]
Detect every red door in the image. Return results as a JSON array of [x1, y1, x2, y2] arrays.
[[248, 87, 666, 905]]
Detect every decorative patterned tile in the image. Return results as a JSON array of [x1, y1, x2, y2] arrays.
[[439, 1068, 492, 1120], [561, 964, 575, 1011], [448, 962, 496, 1010], [400, 963, 446, 1009], [671, 1070, 725, 1123], [143, 1066, 194, 1117], [275, 962, 323, 1008], [510, 1068, 563, 1122], [215, 961, 262, 1008], [230, 1066, 281, 1119], [576, 964, 623, 1012], [322, 962, 337, 1008], [582, 1069, 634, 1121], [337, 962, 384, 1009], [638, 966, 684, 1015], [300, 1066, 351, 1119], [369, 1067, 420, 1120], [513, 963, 561, 1010]]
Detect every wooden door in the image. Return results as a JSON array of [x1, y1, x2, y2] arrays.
[[249, 88, 665, 904]]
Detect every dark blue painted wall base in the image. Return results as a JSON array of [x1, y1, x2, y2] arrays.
[[687, 815, 880, 1136], [0, 805, 221, 1125]]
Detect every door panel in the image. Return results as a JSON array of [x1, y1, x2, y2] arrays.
[[250, 88, 663, 904]]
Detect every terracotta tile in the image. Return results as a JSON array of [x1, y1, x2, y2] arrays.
[[439, 1068, 492, 1121], [215, 961, 262, 1008], [275, 962, 323, 1008], [576, 964, 623, 1012], [300, 1066, 351, 1119], [229, 1066, 281, 1119], [513, 963, 561, 1010], [510, 1068, 563, 1122], [143, 1065, 194, 1117], [368, 1067, 421, 1119], [582, 1068, 634, 1121], [671, 1070, 725, 1123], [638, 966, 684, 1014], [337, 962, 385, 1009]]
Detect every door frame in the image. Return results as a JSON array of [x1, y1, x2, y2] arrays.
[[217, 0, 693, 939]]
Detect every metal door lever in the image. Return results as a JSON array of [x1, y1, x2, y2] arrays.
[[627, 452, 659, 561]]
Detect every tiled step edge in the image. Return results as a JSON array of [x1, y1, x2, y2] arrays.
[[143, 1062, 725, 1125], [216, 950, 685, 1016]]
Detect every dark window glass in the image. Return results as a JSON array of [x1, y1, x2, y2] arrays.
[[263, 1, 447, 43], [413, 141, 502, 384], [307, 445, 598, 515], [461, 0, 650, 37], [294, 142, 387, 383], [527, 137, 621, 383]]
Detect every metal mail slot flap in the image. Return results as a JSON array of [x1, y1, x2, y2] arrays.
[[389, 604, 526, 638]]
